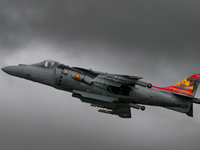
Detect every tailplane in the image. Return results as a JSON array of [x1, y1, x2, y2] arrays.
[[153, 74, 200, 97]]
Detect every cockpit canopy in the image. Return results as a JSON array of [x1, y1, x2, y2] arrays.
[[31, 60, 59, 68]]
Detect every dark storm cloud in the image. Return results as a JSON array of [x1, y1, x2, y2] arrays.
[[1, 0, 200, 78], [1, 0, 200, 51], [1, 1, 200, 150]]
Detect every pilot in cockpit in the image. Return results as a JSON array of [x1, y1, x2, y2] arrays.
[[31, 60, 59, 68], [47, 62, 53, 67]]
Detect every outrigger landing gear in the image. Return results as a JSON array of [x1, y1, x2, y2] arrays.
[[129, 103, 146, 111], [147, 83, 152, 88]]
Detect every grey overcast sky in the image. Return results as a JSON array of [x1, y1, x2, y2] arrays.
[[1, 0, 200, 150]]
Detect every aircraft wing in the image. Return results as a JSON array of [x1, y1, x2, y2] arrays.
[[72, 90, 131, 118], [91, 74, 151, 88], [71, 68, 152, 88]]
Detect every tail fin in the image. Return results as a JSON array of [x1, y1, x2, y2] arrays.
[[153, 74, 200, 97]]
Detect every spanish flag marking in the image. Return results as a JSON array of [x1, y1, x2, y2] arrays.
[[75, 74, 80, 79]]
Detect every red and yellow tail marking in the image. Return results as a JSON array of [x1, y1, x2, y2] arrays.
[[153, 74, 200, 96]]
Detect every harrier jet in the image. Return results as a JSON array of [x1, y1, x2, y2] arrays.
[[2, 60, 200, 118]]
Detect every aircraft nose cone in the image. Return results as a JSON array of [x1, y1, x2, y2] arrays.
[[2, 66, 19, 76], [1, 67, 6, 72]]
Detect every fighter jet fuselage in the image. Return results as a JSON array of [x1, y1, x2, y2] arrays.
[[2, 60, 200, 118]]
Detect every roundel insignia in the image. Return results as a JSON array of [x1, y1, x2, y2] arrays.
[[75, 74, 80, 79]]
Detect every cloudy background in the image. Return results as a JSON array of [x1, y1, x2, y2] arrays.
[[1, 0, 200, 150]]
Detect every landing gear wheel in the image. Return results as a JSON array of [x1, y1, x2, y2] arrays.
[[147, 83, 152, 88], [141, 106, 145, 111]]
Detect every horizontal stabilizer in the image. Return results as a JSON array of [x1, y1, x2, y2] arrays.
[[172, 92, 200, 104], [186, 103, 193, 117]]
